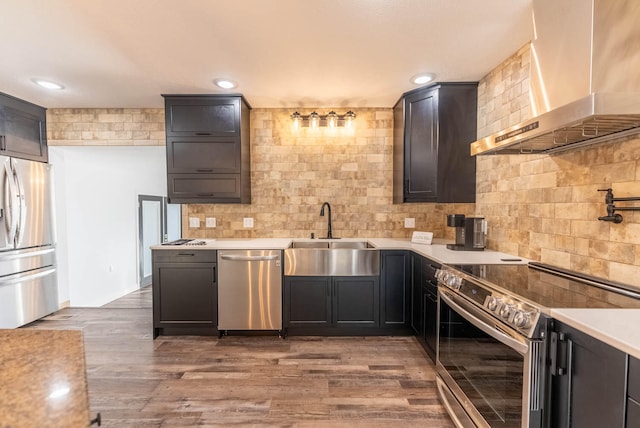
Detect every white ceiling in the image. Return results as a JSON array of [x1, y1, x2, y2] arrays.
[[0, 0, 533, 109]]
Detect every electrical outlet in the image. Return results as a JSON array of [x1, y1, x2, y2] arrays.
[[205, 217, 217, 228], [243, 217, 254, 228], [189, 217, 200, 228], [404, 217, 416, 228]]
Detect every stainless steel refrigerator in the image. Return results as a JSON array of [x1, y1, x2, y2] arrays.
[[0, 156, 57, 328]]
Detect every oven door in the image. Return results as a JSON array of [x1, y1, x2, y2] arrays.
[[436, 288, 545, 428]]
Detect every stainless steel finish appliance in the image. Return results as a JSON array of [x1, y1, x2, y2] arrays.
[[284, 247, 380, 276], [434, 262, 640, 427], [445, 214, 486, 251], [217, 250, 282, 332], [0, 156, 57, 328], [471, 0, 640, 155]]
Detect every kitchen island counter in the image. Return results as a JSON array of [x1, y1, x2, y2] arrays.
[[551, 308, 640, 360], [0, 329, 93, 427]]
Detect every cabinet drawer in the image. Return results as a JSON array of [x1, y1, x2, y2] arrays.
[[164, 96, 240, 137], [168, 173, 242, 202], [166, 137, 240, 173], [422, 258, 441, 286], [153, 250, 217, 263]]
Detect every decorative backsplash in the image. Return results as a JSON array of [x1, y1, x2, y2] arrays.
[[475, 43, 640, 286], [183, 108, 474, 239], [47, 107, 474, 240]]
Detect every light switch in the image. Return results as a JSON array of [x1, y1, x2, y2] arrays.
[[205, 217, 217, 228], [243, 217, 254, 228], [189, 217, 200, 228], [404, 218, 416, 228]]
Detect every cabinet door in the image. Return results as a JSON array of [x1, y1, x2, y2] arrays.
[[166, 136, 241, 174], [284, 277, 332, 327], [380, 251, 409, 327], [423, 284, 438, 362], [153, 262, 217, 327], [167, 173, 242, 203], [404, 89, 438, 202], [164, 96, 240, 137], [333, 276, 380, 327], [550, 321, 626, 427], [410, 253, 424, 335], [0, 95, 47, 162]]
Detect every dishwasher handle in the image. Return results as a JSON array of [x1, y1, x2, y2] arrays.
[[220, 254, 279, 262]]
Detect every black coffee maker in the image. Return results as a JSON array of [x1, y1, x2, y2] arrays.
[[446, 214, 486, 251]]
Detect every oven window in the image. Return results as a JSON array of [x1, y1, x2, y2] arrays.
[[439, 299, 524, 427]]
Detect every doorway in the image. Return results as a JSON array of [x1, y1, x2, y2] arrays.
[[138, 195, 181, 287]]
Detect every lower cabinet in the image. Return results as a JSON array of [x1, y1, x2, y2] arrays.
[[409, 253, 440, 362], [628, 357, 640, 428], [549, 320, 627, 427], [284, 275, 380, 334], [380, 251, 410, 328], [421, 259, 440, 361], [152, 250, 218, 337]]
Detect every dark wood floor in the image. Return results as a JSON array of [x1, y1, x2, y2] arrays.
[[28, 287, 453, 427]]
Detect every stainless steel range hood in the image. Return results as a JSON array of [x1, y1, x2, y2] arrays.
[[471, 0, 640, 155]]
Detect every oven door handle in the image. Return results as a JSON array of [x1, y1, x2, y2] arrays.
[[440, 290, 529, 355]]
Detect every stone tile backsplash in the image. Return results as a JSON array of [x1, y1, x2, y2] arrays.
[[47, 107, 474, 240], [45, 41, 640, 286], [475, 43, 640, 286]]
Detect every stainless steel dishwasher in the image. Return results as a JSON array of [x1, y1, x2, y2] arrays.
[[217, 250, 282, 332]]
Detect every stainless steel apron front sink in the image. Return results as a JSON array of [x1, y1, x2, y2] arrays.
[[284, 242, 379, 276]]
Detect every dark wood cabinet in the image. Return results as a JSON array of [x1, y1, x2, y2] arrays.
[[409, 253, 440, 362], [162, 95, 250, 204], [283, 276, 332, 327], [284, 275, 380, 333], [628, 357, 640, 428], [0, 92, 48, 162], [549, 320, 627, 427], [410, 253, 423, 335], [380, 251, 410, 328], [152, 250, 217, 337], [393, 82, 477, 203], [421, 258, 440, 361], [333, 277, 380, 327]]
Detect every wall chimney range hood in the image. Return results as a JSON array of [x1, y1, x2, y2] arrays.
[[471, 0, 640, 155]]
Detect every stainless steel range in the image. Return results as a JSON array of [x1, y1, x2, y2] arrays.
[[434, 262, 640, 428]]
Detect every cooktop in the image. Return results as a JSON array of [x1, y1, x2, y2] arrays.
[[450, 262, 640, 310]]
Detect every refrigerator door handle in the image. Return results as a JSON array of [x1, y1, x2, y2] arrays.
[[4, 161, 18, 246], [11, 160, 26, 248]]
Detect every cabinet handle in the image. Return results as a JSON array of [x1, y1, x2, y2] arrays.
[[196, 193, 215, 197], [195, 169, 214, 172], [0, 135, 5, 151], [177, 253, 196, 256], [195, 132, 212, 136], [550, 331, 574, 426]]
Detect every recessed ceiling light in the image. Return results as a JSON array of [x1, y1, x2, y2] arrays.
[[411, 73, 435, 85], [214, 78, 237, 89], [32, 79, 64, 90]]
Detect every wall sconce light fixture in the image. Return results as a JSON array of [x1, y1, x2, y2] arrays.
[[290, 111, 356, 129]]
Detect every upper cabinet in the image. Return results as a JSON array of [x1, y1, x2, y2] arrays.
[[0, 92, 48, 163], [393, 83, 477, 203], [162, 95, 251, 204]]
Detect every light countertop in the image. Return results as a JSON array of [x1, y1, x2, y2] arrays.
[[151, 237, 528, 266], [551, 309, 640, 360], [0, 329, 92, 427]]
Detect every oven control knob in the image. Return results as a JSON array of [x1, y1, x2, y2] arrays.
[[499, 304, 514, 319], [514, 311, 532, 329], [447, 275, 462, 290], [486, 296, 501, 312]]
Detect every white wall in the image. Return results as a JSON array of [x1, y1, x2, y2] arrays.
[[50, 146, 167, 307]]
